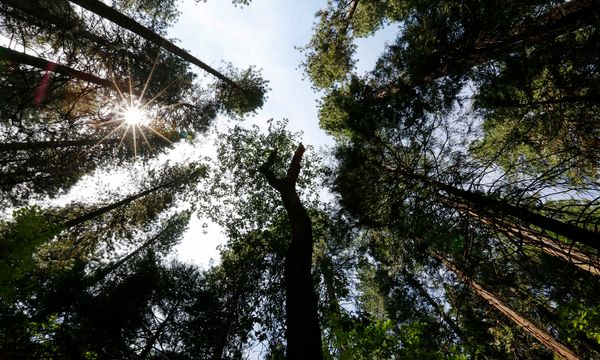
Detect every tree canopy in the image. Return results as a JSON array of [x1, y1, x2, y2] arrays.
[[1, 0, 599, 359]]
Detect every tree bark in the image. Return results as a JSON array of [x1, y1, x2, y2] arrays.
[[396, 168, 600, 252], [63, 181, 170, 229], [439, 196, 600, 277], [438, 255, 582, 360], [68, 0, 238, 87], [0, 138, 119, 152], [259, 144, 323, 360], [0, 45, 119, 89]]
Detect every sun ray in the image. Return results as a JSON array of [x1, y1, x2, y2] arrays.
[[111, 76, 129, 104], [147, 126, 174, 144], [138, 80, 177, 110], [139, 49, 161, 103], [118, 125, 130, 149], [96, 122, 127, 146], [132, 124, 137, 158], [136, 123, 154, 153]]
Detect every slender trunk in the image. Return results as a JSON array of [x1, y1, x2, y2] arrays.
[[63, 181, 168, 228], [438, 255, 582, 360], [418, 0, 600, 83], [68, 0, 237, 87], [400, 269, 466, 342], [0, 138, 118, 152], [1, 0, 117, 51], [0, 45, 122, 90], [88, 224, 170, 285], [340, 0, 360, 35], [211, 270, 248, 360], [260, 144, 323, 360], [138, 303, 179, 359], [319, 256, 348, 355], [397, 168, 600, 251], [474, 0, 599, 54]]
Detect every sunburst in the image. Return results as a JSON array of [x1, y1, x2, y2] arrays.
[[96, 52, 176, 158]]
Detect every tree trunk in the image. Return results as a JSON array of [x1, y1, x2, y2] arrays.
[[63, 181, 170, 229], [260, 144, 323, 360], [88, 223, 172, 285], [439, 196, 600, 277], [422, 0, 600, 83], [0, 138, 119, 152], [137, 303, 179, 359], [0, 45, 119, 89], [1, 0, 116, 50], [438, 255, 582, 360], [68, 0, 237, 87], [400, 269, 466, 343], [396, 168, 600, 251]]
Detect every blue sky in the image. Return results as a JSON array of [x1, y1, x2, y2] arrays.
[[168, 0, 398, 266]]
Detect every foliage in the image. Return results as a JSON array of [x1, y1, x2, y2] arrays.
[[214, 63, 270, 117]]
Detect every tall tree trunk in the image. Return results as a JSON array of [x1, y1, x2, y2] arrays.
[[400, 269, 466, 343], [438, 196, 600, 277], [137, 303, 179, 359], [63, 181, 171, 228], [1, 0, 115, 50], [0, 138, 119, 152], [0, 45, 119, 89], [88, 222, 173, 285], [396, 168, 600, 251], [422, 0, 600, 83], [260, 144, 323, 360], [68, 0, 237, 87], [438, 255, 582, 360]]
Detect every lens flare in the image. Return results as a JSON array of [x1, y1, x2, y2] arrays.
[[123, 105, 146, 125]]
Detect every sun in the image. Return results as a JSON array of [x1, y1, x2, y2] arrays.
[[122, 104, 147, 125]]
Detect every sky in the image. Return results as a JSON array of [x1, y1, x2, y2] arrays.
[[168, 0, 398, 267], [167, 6, 395, 355]]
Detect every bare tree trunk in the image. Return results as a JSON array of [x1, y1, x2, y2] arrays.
[[138, 303, 179, 359], [68, 0, 238, 87], [63, 181, 170, 228], [0, 138, 119, 152], [0, 45, 118, 89], [441, 196, 600, 277], [260, 144, 323, 360], [396, 168, 600, 251], [438, 255, 582, 360]]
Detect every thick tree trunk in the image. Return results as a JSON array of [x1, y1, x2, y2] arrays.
[[438, 255, 582, 360], [68, 0, 237, 87], [260, 144, 323, 360]]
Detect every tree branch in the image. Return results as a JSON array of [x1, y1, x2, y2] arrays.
[[259, 149, 282, 191], [286, 143, 305, 185]]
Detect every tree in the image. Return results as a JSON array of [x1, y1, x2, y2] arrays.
[[439, 254, 582, 359], [0, 0, 267, 206], [0, 162, 206, 298], [259, 144, 324, 359]]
